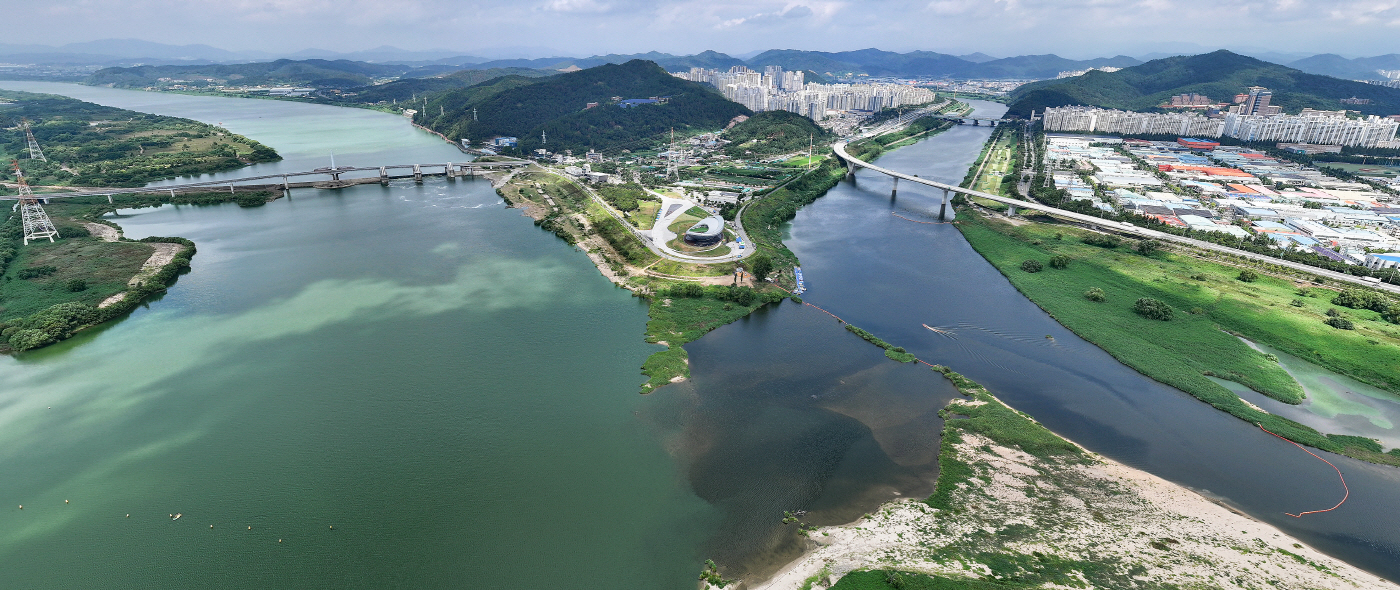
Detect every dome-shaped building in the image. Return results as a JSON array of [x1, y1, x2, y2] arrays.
[[683, 215, 726, 247]]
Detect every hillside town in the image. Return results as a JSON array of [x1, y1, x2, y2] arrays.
[[674, 65, 938, 121]]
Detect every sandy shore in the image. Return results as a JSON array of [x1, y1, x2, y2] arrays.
[[750, 393, 1396, 590]]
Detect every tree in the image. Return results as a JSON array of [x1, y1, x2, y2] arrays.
[[1133, 297, 1174, 321], [1020, 259, 1043, 273], [1085, 287, 1106, 302], [1325, 316, 1355, 330], [1236, 269, 1258, 282], [749, 254, 773, 282], [1135, 239, 1161, 256], [1049, 254, 1071, 269]]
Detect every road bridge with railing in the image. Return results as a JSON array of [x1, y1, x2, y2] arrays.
[[0, 160, 532, 202], [832, 141, 1399, 294]]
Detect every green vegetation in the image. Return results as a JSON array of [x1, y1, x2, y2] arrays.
[[955, 210, 1400, 464], [1132, 297, 1174, 321], [1007, 50, 1400, 117], [595, 183, 650, 212], [741, 158, 847, 276], [422, 60, 751, 155], [722, 110, 830, 158], [698, 560, 733, 588], [844, 324, 918, 363], [0, 89, 278, 189], [641, 284, 786, 393], [927, 366, 1084, 512], [338, 68, 556, 104], [830, 569, 1027, 590]]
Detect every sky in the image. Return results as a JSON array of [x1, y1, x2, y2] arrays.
[[8, 0, 1400, 59]]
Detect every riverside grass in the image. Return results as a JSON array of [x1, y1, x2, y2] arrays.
[[955, 210, 1400, 464]]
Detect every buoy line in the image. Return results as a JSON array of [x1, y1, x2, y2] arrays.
[[1259, 424, 1350, 517]]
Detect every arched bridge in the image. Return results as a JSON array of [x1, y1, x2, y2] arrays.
[[831, 142, 1399, 294], [1, 160, 531, 202]]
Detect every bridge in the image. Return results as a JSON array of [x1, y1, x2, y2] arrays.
[[0, 160, 531, 202], [924, 115, 1014, 126], [832, 142, 1400, 294]]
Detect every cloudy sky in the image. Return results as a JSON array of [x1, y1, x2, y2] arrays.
[[11, 0, 1400, 58]]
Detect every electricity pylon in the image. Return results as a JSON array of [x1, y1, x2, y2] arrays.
[[11, 161, 59, 245], [21, 119, 47, 162]]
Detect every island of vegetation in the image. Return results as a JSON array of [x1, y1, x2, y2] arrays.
[[0, 89, 279, 190]]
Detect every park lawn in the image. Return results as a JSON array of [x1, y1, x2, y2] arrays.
[[957, 210, 1400, 459], [630, 200, 660, 230], [648, 259, 735, 278], [0, 238, 153, 321]]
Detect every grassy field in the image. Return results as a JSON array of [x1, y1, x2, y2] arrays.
[[970, 129, 1018, 196], [0, 238, 153, 322], [956, 210, 1400, 462]]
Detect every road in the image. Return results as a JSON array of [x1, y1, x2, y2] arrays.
[[833, 142, 1400, 294]]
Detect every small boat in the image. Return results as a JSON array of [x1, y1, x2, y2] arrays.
[[171, 513, 182, 521]]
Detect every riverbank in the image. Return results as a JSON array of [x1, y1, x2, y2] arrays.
[[954, 207, 1400, 466], [753, 367, 1396, 590], [495, 167, 788, 392]]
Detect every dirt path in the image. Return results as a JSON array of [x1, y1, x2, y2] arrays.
[[83, 223, 120, 242], [127, 243, 183, 288]]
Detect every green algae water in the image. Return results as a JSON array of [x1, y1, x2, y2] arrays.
[[0, 83, 715, 589]]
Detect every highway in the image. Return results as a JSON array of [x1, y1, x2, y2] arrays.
[[833, 142, 1400, 294]]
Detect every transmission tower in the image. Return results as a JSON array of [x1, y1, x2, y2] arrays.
[[10, 161, 59, 245], [21, 119, 47, 162], [665, 128, 683, 180]]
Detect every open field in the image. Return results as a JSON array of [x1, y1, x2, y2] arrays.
[[955, 209, 1400, 463]]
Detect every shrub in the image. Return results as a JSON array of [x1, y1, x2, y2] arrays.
[[1384, 305, 1400, 325], [1333, 288, 1391, 312], [1135, 239, 1162, 256], [1133, 297, 1174, 321], [1020, 259, 1043, 273], [65, 279, 87, 292], [1048, 254, 1071, 269], [1290, 299, 1305, 307], [1325, 316, 1355, 330], [1190, 273, 1208, 281], [16, 265, 57, 280], [1326, 308, 1340, 317], [749, 254, 773, 282], [1237, 269, 1258, 282], [1084, 287, 1106, 302], [1083, 234, 1120, 248]]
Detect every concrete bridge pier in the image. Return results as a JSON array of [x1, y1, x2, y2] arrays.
[[940, 188, 949, 220], [446, 162, 454, 179], [890, 176, 899, 197], [1007, 204, 1018, 216], [844, 159, 858, 179], [283, 175, 290, 195], [379, 166, 388, 184], [331, 170, 341, 181], [413, 164, 423, 183], [107, 194, 113, 204]]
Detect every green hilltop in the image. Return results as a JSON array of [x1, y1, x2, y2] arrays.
[[419, 60, 752, 154], [723, 110, 830, 158], [1006, 50, 1400, 118]]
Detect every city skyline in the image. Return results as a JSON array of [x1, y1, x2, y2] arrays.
[[5, 0, 1400, 60]]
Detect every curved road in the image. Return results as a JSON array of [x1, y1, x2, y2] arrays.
[[833, 141, 1400, 294]]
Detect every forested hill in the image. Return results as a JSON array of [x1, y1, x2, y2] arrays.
[[340, 68, 555, 104], [723, 111, 830, 157], [1006, 50, 1400, 118], [419, 60, 751, 155]]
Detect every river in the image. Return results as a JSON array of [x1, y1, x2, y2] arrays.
[[1, 83, 1398, 587]]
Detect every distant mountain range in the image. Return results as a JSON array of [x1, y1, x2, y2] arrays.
[[1006, 50, 1400, 118], [1286, 54, 1400, 81]]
